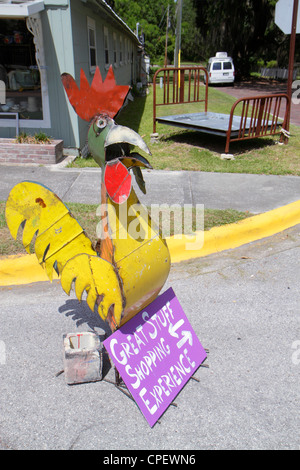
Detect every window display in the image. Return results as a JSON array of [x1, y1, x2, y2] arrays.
[[0, 18, 43, 120]]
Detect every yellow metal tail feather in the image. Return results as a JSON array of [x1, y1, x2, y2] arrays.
[[60, 254, 123, 326], [5, 181, 123, 326]]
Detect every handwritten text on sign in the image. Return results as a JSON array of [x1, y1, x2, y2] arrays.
[[104, 287, 207, 427]]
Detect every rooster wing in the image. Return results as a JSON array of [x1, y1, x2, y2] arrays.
[[5, 181, 123, 326]]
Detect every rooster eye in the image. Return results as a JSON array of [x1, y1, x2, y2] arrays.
[[93, 116, 107, 136], [96, 118, 106, 129]]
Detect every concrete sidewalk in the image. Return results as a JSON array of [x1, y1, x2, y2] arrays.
[[0, 162, 299, 285], [0, 163, 299, 214]]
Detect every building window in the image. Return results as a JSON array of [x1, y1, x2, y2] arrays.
[[0, 15, 50, 129], [113, 32, 117, 66], [126, 39, 130, 64], [129, 42, 133, 64], [87, 17, 97, 72], [119, 35, 123, 65], [104, 26, 109, 69]]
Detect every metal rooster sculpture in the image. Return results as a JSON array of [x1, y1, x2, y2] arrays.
[[5, 66, 170, 331]]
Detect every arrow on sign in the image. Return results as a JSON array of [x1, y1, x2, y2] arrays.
[[169, 320, 193, 348], [169, 319, 184, 338], [177, 330, 193, 349]]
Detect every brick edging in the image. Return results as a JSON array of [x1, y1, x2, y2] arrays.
[[0, 138, 64, 164]]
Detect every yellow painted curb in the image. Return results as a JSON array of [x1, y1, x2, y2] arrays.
[[0, 200, 299, 286], [0, 254, 59, 287], [166, 199, 300, 263]]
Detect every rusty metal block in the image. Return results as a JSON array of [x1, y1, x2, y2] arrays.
[[63, 332, 103, 385]]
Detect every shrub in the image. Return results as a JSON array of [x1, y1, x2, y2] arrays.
[[15, 131, 51, 144], [266, 60, 278, 69]]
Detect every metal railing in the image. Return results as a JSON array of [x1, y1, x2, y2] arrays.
[[153, 66, 208, 133], [152, 66, 290, 154], [225, 93, 289, 153]]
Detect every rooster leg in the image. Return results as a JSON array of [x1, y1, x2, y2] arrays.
[[99, 302, 118, 332]]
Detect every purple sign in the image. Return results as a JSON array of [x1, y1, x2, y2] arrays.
[[103, 287, 207, 427]]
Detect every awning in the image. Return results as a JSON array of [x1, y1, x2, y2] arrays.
[[0, 1, 44, 18]]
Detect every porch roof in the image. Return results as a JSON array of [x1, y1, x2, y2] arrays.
[[0, 1, 45, 18]]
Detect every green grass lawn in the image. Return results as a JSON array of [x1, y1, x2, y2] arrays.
[[68, 84, 300, 176], [0, 201, 252, 257]]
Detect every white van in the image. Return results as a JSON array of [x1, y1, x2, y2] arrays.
[[206, 52, 235, 85]]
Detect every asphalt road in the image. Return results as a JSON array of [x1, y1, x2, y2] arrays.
[[0, 225, 299, 451]]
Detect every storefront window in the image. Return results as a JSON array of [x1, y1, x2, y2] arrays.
[[87, 17, 97, 73], [0, 18, 43, 121], [104, 26, 109, 69]]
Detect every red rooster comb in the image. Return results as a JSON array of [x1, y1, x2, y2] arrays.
[[61, 65, 130, 121]]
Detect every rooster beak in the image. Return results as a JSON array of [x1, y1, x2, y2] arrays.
[[102, 122, 152, 204], [104, 124, 152, 156]]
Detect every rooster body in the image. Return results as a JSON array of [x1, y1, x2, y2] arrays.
[[5, 67, 170, 331]]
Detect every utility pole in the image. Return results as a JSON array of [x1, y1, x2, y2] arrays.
[[275, 0, 300, 141], [286, 0, 299, 137], [164, 4, 170, 67], [174, 0, 182, 67]]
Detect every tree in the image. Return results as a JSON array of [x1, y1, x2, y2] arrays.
[[112, 0, 176, 62], [111, 0, 298, 71], [180, 0, 202, 61], [192, 0, 294, 76]]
